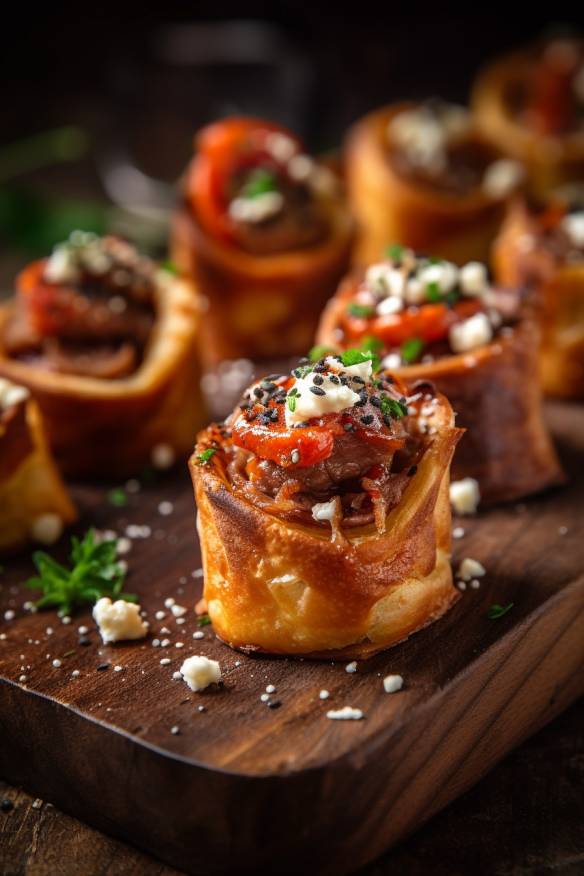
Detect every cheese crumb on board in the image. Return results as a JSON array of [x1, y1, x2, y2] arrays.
[[456, 558, 486, 581], [449, 478, 480, 515], [383, 674, 404, 693], [92, 598, 149, 644], [30, 513, 64, 546], [326, 706, 364, 721], [180, 655, 222, 692]]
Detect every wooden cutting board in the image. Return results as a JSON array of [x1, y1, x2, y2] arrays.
[[1, 400, 583, 876]]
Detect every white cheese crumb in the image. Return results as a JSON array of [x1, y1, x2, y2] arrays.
[[19, 674, 27, 682], [419, 260, 458, 293], [170, 725, 180, 735], [172, 671, 182, 680], [30, 513, 64, 546], [116, 537, 132, 555], [160, 658, 171, 666], [229, 191, 284, 224], [113, 665, 123, 672], [52, 659, 62, 668], [260, 693, 270, 702], [160, 638, 171, 648], [483, 159, 523, 198], [71, 670, 80, 678], [4, 610, 15, 621], [381, 353, 402, 370], [164, 597, 176, 608], [470, 579, 481, 590], [78, 625, 89, 635], [180, 655, 222, 692], [319, 689, 330, 700], [44, 246, 80, 284], [171, 604, 187, 618], [458, 580, 467, 591], [311, 499, 338, 523], [0, 378, 30, 410], [92, 597, 149, 644], [562, 212, 584, 248], [193, 631, 205, 640], [175, 642, 185, 649], [151, 443, 175, 470], [459, 261, 488, 297], [285, 365, 362, 427], [266, 684, 276, 694], [345, 661, 358, 674], [158, 501, 173, 517], [326, 706, 364, 721], [155, 610, 165, 621], [456, 557, 487, 581], [176, 618, 185, 625], [449, 313, 493, 354], [287, 153, 314, 181], [31, 798, 44, 810], [404, 276, 426, 305], [449, 478, 481, 515], [453, 526, 466, 539], [383, 674, 404, 693], [376, 295, 403, 315], [61, 615, 71, 625]]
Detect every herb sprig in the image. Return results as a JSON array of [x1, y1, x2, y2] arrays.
[[380, 395, 408, 419], [487, 602, 514, 620], [195, 448, 217, 466], [26, 529, 135, 616]]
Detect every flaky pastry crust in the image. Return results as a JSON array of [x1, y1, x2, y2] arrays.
[[0, 273, 205, 478]]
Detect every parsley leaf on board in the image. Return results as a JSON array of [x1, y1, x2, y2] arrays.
[[26, 529, 135, 616], [487, 602, 514, 620]]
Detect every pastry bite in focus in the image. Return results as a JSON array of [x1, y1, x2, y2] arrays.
[[316, 246, 563, 504], [0, 232, 204, 477], [171, 117, 353, 364], [493, 198, 584, 397], [345, 100, 524, 266], [473, 37, 584, 198], [190, 351, 461, 658], [0, 378, 75, 554]]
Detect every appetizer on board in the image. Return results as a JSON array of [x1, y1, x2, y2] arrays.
[[316, 247, 563, 504], [0, 378, 75, 554], [171, 116, 353, 363], [0, 232, 204, 477], [190, 352, 461, 658], [472, 37, 584, 198], [345, 100, 524, 266], [493, 199, 584, 398]]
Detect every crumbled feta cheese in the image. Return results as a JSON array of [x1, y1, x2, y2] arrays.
[[164, 597, 175, 608], [470, 579, 481, 590], [266, 684, 276, 694], [449, 313, 493, 354], [4, 610, 15, 621], [160, 658, 171, 666], [345, 661, 358, 673], [452, 526, 465, 539], [52, 659, 62, 668], [562, 212, 584, 249], [311, 499, 338, 523], [0, 378, 29, 410], [459, 261, 488, 297], [376, 295, 403, 316], [319, 689, 330, 700], [180, 655, 222, 692], [483, 159, 523, 198], [287, 153, 314, 182], [229, 191, 284, 224], [404, 276, 426, 305], [458, 580, 467, 591], [193, 630, 205, 640], [260, 693, 270, 702], [71, 670, 81, 678], [285, 369, 361, 426], [44, 246, 81, 284], [171, 604, 187, 618], [172, 670, 182, 680], [456, 557, 486, 581], [92, 597, 149, 644], [449, 478, 481, 515], [418, 260, 458, 293], [326, 706, 364, 721], [383, 674, 404, 693], [365, 263, 405, 297], [170, 725, 180, 735], [381, 353, 402, 370], [326, 356, 373, 382], [158, 501, 173, 517], [155, 610, 165, 621], [265, 132, 297, 163], [30, 513, 64, 546], [151, 443, 175, 470]]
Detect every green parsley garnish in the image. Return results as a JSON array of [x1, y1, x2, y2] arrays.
[[241, 167, 278, 199], [385, 243, 404, 262], [380, 394, 408, 419], [196, 448, 217, 466], [161, 259, 178, 275], [26, 529, 135, 616], [400, 337, 424, 364], [341, 349, 376, 367], [197, 614, 212, 627], [426, 281, 442, 302], [487, 603, 514, 620], [108, 488, 127, 508], [347, 303, 375, 318], [308, 344, 334, 362], [287, 387, 299, 413]]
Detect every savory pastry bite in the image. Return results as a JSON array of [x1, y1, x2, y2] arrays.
[[493, 198, 584, 397], [472, 37, 584, 198], [171, 116, 353, 363], [0, 378, 75, 554], [345, 100, 524, 266], [0, 232, 204, 477], [316, 247, 563, 504], [190, 352, 462, 658]]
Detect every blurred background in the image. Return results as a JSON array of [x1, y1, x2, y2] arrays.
[[1, 3, 583, 288]]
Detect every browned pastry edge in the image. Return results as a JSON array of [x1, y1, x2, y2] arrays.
[[0, 273, 205, 478], [472, 50, 584, 198], [190, 395, 460, 658], [345, 102, 511, 266], [493, 200, 584, 399], [170, 199, 353, 364], [317, 294, 564, 504], [0, 397, 76, 554]]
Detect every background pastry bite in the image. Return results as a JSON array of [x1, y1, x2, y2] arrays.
[[171, 117, 353, 364], [472, 37, 584, 198], [0, 232, 205, 478], [190, 352, 461, 658], [0, 378, 75, 555], [316, 247, 563, 504], [345, 100, 524, 266], [493, 198, 584, 398]]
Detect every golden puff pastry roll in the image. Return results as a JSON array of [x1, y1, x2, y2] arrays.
[[191, 352, 461, 658], [345, 100, 525, 267], [493, 198, 584, 398], [472, 37, 584, 199], [316, 246, 563, 505], [0, 379, 76, 554], [0, 232, 205, 478], [171, 117, 353, 364]]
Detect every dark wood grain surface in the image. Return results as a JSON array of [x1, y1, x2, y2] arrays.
[[0, 400, 583, 874]]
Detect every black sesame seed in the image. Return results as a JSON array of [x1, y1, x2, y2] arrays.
[[78, 637, 91, 647], [408, 464, 418, 476], [267, 700, 282, 709], [383, 415, 392, 428], [370, 396, 381, 408], [360, 414, 374, 424], [97, 663, 110, 672], [1, 799, 13, 812], [310, 386, 326, 396], [313, 363, 326, 373], [253, 387, 264, 398], [312, 374, 324, 385], [329, 375, 340, 384], [352, 376, 365, 384], [261, 380, 277, 391], [339, 376, 349, 385]]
